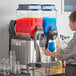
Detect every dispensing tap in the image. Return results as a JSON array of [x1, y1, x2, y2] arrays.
[[45, 27, 58, 49], [34, 26, 43, 63]]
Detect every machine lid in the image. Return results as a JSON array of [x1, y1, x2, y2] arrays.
[[17, 4, 41, 11], [17, 4, 28, 10], [41, 4, 57, 11], [28, 4, 41, 11]]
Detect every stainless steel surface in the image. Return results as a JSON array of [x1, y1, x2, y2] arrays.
[[36, 43, 41, 62], [11, 39, 35, 65]]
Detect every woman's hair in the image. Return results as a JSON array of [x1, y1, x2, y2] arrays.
[[69, 11, 76, 22]]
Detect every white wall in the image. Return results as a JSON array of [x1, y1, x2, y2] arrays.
[[0, 0, 17, 58], [56, 0, 74, 38], [0, 0, 73, 58]]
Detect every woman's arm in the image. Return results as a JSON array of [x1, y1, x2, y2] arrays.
[[44, 38, 76, 61]]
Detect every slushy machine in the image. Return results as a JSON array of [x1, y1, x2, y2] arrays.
[[9, 4, 59, 75]]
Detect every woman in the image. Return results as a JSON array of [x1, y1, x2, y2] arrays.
[[44, 11, 76, 76]]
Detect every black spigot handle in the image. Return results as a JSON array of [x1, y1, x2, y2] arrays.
[[45, 34, 53, 49], [45, 36, 49, 49]]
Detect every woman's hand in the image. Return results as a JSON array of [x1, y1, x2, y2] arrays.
[[44, 49, 58, 58], [44, 49, 51, 56]]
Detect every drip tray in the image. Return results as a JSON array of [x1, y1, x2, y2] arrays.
[[27, 61, 60, 68]]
